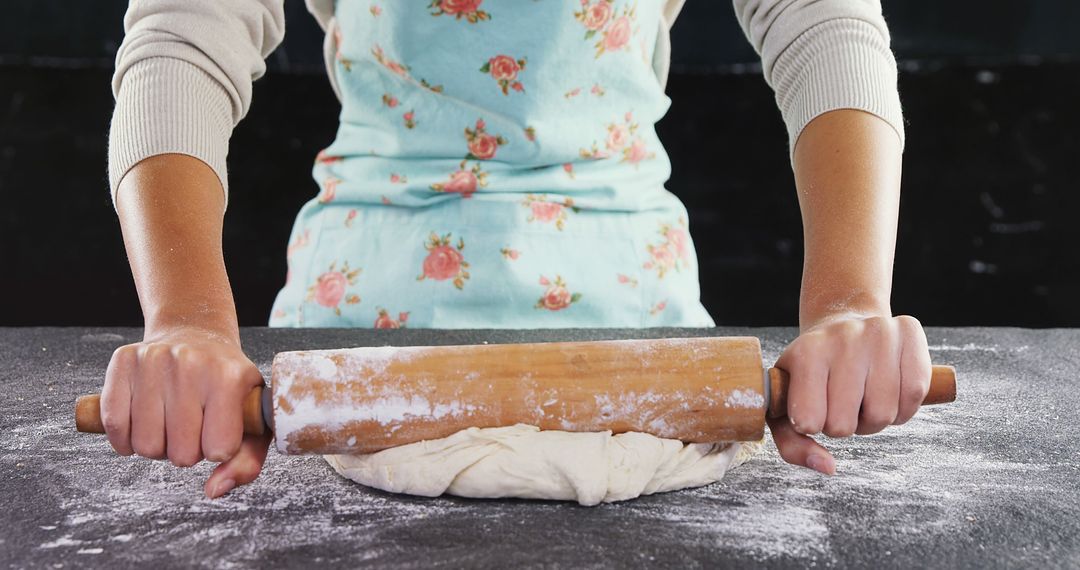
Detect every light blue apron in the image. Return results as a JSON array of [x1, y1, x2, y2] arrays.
[[270, 0, 715, 329]]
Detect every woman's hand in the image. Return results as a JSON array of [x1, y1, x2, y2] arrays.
[[108, 155, 266, 497], [100, 325, 272, 498], [767, 312, 933, 474]]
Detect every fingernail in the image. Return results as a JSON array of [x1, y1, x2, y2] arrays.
[[213, 478, 236, 498], [806, 455, 831, 475]]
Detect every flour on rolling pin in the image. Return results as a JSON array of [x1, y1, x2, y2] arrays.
[[269, 338, 771, 455], [271, 346, 476, 453]]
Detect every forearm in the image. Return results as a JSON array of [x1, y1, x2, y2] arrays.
[[791, 109, 903, 330], [115, 154, 239, 341]]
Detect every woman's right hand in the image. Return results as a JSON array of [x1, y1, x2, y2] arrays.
[[100, 325, 272, 498]]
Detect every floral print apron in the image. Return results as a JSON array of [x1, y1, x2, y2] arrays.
[[269, 0, 715, 329]]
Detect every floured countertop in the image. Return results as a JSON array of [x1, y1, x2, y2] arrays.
[[1, 327, 1077, 569]]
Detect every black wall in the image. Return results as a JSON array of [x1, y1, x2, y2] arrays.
[[2, 1, 1079, 327]]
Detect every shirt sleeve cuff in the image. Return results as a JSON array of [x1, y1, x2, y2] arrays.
[[769, 18, 906, 160], [107, 57, 235, 208]]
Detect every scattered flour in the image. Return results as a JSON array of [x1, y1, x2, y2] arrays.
[[3, 330, 1074, 568]]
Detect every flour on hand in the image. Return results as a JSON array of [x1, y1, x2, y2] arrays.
[[325, 424, 762, 506]]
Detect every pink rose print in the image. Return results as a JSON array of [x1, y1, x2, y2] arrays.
[[523, 194, 580, 231], [431, 160, 488, 199], [464, 118, 507, 160], [403, 110, 417, 129], [344, 209, 358, 228], [606, 123, 629, 152], [649, 299, 668, 316], [622, 138, 655, 165], [575, 0, 613, 33], [429, 0, 490, 23], [531, 202, 563, 222], [381, 195, 393, 205], [563, 162, 575, 179], [272, 308, 287, 320], [581, 111, 654, 167], [524, 126, 537, 142], [602, 15, 633, 54], [315, 272, 346, 307], [417, 232, 470, 290], [567, 85, 606, 100], [390, 173, 408, 184], [287, 229, 310, 260], [480, 54, 527, 95], [576, 1, 638, 59], [334, 28, 352, 71], [646, 243, 677, 276], [500, 247, 521, 260], [374, 307, 409, 329], [642, 219, 691, 278], [306, 261, 361, 316], [617, 273, 639, 288], [371, 44, 410, 77], [370, 5, 382, 16], [315, 149, 342, 164], [664, 224, 690, 260], [535, 275, 582, 311], [382, 93, 399, 108], [319, 177, 340, 204]]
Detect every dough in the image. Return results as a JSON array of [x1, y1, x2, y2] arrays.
[[325, 424, 762, 506]]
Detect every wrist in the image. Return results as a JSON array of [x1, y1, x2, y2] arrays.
[[143, 305, 240, 345], [799, 289, 891, 332]]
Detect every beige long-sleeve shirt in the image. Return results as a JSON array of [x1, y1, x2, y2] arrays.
[[108, 0, 904, 204]]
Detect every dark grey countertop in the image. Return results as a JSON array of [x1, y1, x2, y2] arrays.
[[1, 327, 1077, 569]]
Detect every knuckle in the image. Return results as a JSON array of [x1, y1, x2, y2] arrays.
[[823, 418, 856, 438], [139, 343, 168, 366], [170, 343, 192, 360], [902, 377, 931, 406], [897, 314, 922, 329], [204, 450, 229, 463], [132, 440, 165, 460], [204, 432, 242, 463], [111, 343, 138, 364], [861, 406, 896, 429], [839, 318, 863, 334], [168, 449, 201, 468], [108, 441, 133, 456], [135, 342, 154, 360], [788, 410, 822, 435], [864, 315, 887, 332], [101, 413, 126, 437], [226, 359, 257, 378]]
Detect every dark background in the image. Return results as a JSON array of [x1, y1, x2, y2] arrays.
[[2, 1, 1078, 327]]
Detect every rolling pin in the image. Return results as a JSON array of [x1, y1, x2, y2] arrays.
[[75, 337, 956, 455]]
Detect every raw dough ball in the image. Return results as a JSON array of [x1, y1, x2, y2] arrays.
[[325, 424, 762, 506]]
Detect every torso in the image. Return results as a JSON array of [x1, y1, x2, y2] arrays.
[[270, 0, 713, 329]]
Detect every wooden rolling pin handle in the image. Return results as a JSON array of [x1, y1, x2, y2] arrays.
[[74, 386, 267, 437], [766, 364, 957, 419]]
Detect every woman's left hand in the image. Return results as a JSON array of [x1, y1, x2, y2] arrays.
[[767, 313, 933, 475]]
